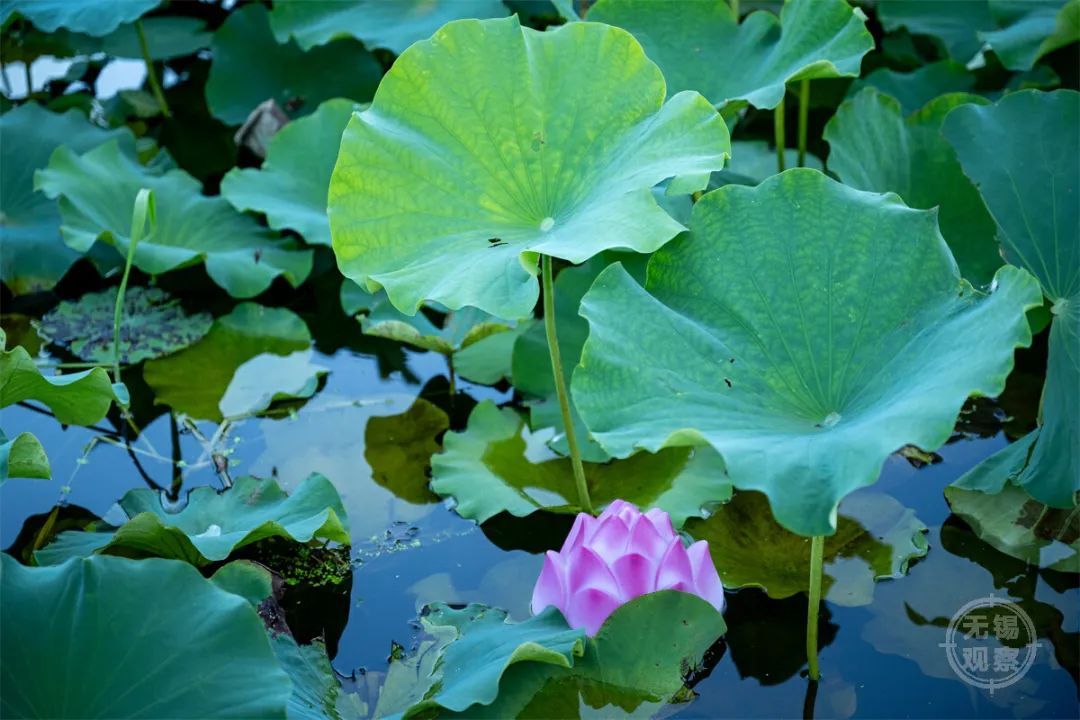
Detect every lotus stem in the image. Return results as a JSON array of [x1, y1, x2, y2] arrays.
[[113, 189, 154, 386], [541, 254, 593, 513], [806, 533, 825, 681], [774, 96, 786, 173], [22, 61, 32, 98], [135, 19, 171, 118], [731, 0, 739, 19], [797, 78, 810, 168]]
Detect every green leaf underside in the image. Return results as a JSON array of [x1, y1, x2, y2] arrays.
[[685, 490, 929, 606], [0, 330, 115, 426], [222, 98, 361, 247], [0, 430, 50, 483], [219, 350, 326, 418], [430, 401, 731, 527], [364, 304, 515, 355], [943, 90, 1079, 508], [454, 319, 536, 385], [36, 140, 313, 298], [35, 473, 349, 567], [573, 169, 1042, 536], [0, 554, 290, 719], [205, 4, 381, 125], [269, 0, 510, 53], [825, 88, 1002, 286], [328, 15, 730, 319], [0, 104, 135, 295], [365, 398, 449, 505], [143, 303, 312, 422], [272, 635, 348, 720], [587, 0, 874, 109], [1, 0, 159, 36], [35, 286, 213, 364]]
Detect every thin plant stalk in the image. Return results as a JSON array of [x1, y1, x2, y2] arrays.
[[730, 0, 739, 18], [806, 534, 825, 681], [797, 79, 810, 168], [113, 189, 155, 385], [22, 61, 32, 98], [135, 20, 171, 118], [774, 96, 786, 173], [542, 254, 593, 513]]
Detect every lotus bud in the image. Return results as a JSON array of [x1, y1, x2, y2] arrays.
[[531, 499, 725, 635]]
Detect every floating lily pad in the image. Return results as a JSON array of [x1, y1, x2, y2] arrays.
[[365, 397, 449, 505], [36, 140, 313, 298], [0, 554, 291, 719], [588, 0, 874, 109], [0, 104, 135, 295], [943, 90, 1079, 508], [143, 303, 312, 421], [222, 98, 361, 247], [205, 4, 380, 125], [219, 350, 326, 419], [328, 15, 730, 319], [851, 61, 976, 114], [0, 429, 50, 483], [35, 286, 213, 364], [825, 89, 1001, 285], [269, 0, 509, 53], [0, 0, 160, 36], [685, 491, 929, 606], [430, 401, 732, 527], [35, 473, 350, 567], [573, 169, 1043, 536], [0, 329, 116, 426]]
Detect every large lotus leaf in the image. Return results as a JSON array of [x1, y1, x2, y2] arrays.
[[222, 99, 360, 247], [36, 140, 313, 298], [205, 4, 380, 125], [0, 0, 159, 36], [0, 554, 290, 719], [0, 429, 50, 483], [946, 470, 1079, 574], [269, 0, 509, 53], [210, 560, 274, 607], [328, 15, 730, 319], [709, 140, 823, 189], [143, 303, 312, 422], [70, 16, 211, 59], [944, 90, 1080, 508], [875, 0, 997, 64], [573, 169, 1043, 536], [219, 350, 327, 419], [980, 0, 1079, 71], [850, 61, 976, 114], [0, 329, 116, 425], [685, 491, 928, 606], [35, 473, 349, 567], [430, 401, 732, 527], [365, 397, 449, 505], [453, 319, 535, 385], [825, 89, 1001, 286], [271, 635, 350, 720], [587, 0, 873, 109], [365, 305, 514, 356], [35, 286, 213, 364], [0, 104, 135, 295]]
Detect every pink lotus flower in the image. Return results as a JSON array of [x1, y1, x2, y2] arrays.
[[531, 499, 725, 635]]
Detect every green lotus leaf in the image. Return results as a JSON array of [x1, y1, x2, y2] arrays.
[[0, 0, 159, 36], [875, 0, 997, 64], [453, 319, 536, 385], [573, 169, 1043, 536], [943, 89, 1079, 508], [269, 0, 509, 53], [205, 4, 380, 125], [271, 634, 349, 720], [210, 560, 274, 607], [222, 98, 361, 247], [685, 490, 928, 606], [946, 470, 1079, 574], [365, 397, 449, 505], [0, 104, 136, 295], [35, 286, 213, 364], [143, 303, 312, 421], [587, 0, 873, 109], [70, 16, 211, 59], [0, 554, 290, 718], [979, 0, 1079, 71], [35, 473, 349, 567], [219, 350, 327, 419], [0, 429, 50, 483], [710, 140, 823, 189], [328, 15, 730, 319], [0, 329, 116, 426], [430, 401, 732, 527], [36, 140, 313, 298], [851, 61, 976, 114], [825, 89, 1001, 285]]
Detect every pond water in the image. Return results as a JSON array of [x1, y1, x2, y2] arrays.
[[3, 263, 1076, 719]]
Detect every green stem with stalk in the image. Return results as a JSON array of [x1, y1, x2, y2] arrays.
[[541, 254, 593, 513], [797, 78, 810, 168], [135, 20, 171, 118], [806, 533, 825, 680], [113, 188, 155, 386], [774, 96, 786, 173]]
